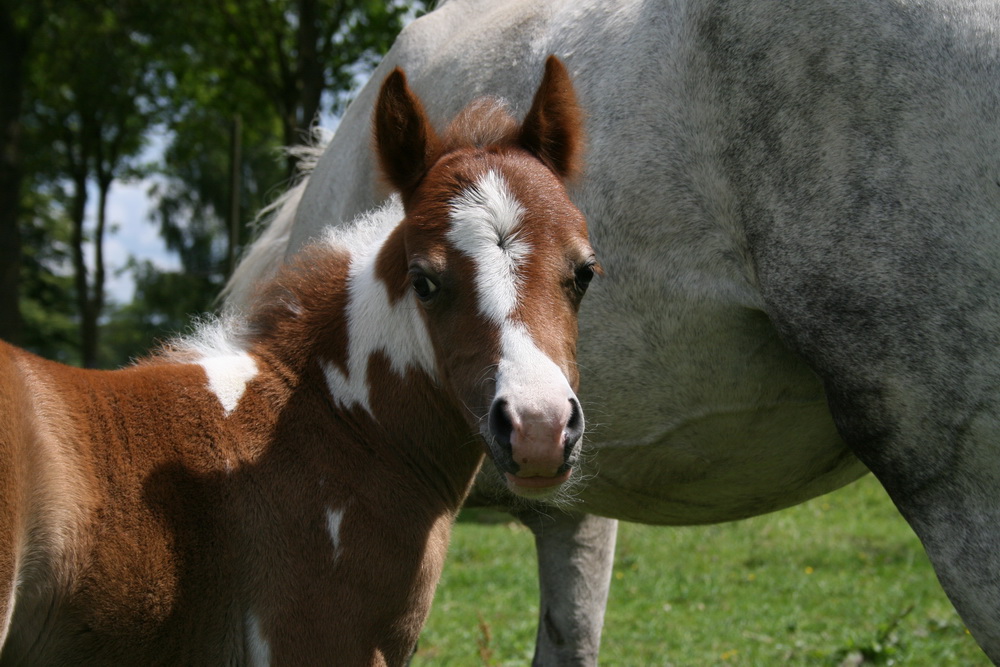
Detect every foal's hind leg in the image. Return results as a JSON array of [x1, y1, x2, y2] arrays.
[[0, 501, 17, 651], [0, 352, 24, 653], [511, 509, 618, 667]]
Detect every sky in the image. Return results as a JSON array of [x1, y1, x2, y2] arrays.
[[80, 127, 181, 306], [93, 109, 345, 308], [98, 177, 181, 305]]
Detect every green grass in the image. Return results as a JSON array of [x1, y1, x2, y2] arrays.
[[413, 476, 990, 666]]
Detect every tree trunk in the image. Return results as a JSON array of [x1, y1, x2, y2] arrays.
[[281, 0, 328, 176], [227, 114, 242, 276], [89, 173, 110, 367], [0, 8, 30, 344], [297, 0, 323, 132], [68, 168, 97, 367]]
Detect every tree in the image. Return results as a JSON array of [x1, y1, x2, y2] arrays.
[[98, 260, 206, 368], [11, 1, 423, 367], [129, 0, 423, 340], [209, 0, 416, 160], [0, 1, 50, 344], [18, 189, 79, 364], [25, 2, 159, 367]]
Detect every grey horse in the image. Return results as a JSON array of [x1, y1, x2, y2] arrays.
[[225, 0, 1000, 663]]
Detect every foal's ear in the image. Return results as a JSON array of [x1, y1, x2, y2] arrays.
[[373, 68, 441, 203], [519, 56, 585, 180]]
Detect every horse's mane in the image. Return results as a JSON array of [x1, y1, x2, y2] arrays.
[[219, 128, 334, 312], [159, 196, 403, 366]]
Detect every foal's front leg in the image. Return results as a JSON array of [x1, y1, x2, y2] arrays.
[[511, 509, 618, 667]]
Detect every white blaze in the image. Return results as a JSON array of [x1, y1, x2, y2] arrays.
[[447, 170, 530, 324], [496, 323, 576, 407], [447, 170, 581, 451]]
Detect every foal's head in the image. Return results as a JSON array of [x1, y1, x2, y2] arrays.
[[373, 56, 597, 499]]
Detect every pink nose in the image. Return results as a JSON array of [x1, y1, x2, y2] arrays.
[[487, 396, 584, 479]]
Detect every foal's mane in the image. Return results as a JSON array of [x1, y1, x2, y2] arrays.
[[237, 201, 408, 359], [431, 86, 584, 182], [156, 199, 402, 367]]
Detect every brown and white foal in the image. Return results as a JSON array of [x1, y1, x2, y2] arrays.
[[0, 56, 595, 666]]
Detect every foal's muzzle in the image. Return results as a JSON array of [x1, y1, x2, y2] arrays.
[[486, 395, 583, 494]]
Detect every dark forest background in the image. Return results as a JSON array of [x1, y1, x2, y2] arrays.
[[1, 0, 424, 368]]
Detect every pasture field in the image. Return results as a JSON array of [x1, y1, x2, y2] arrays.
[[413, 475, 989, 666]]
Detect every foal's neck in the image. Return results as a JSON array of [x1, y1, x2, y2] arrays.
[[234, 207, 481, 510]]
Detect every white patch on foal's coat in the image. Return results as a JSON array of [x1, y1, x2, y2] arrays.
[[325, 506, 345, 562], [448, 171, 577, 408], [198, 353, 258, 416], [245, 611, 271, 667], [320, 199, 436, 413], [448, 170, 530, 324]]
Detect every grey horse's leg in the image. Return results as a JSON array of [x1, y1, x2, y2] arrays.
[[511, 509, 618, 667], [747, 213, 1000, 659], [756, 262, 1000, 660], [821, 383, 1000, 660]]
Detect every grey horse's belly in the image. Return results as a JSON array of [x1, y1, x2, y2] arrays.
[[576, 400, 867, 524], [470, 352, 868, 524], [480, 277, 870, 524]]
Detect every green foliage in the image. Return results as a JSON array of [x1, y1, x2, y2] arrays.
[[18, 190, 79, 364], [97, 260, 219, 368], [23, 2, 157, 191], [151, 104, 284, 298], [18, 0, 164, 366], [414, 477, 990, 666], [13, 0, 423, 364], [144, 0, 421, 298]]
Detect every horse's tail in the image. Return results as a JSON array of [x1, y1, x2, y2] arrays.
[[219, 128, 334, 312]]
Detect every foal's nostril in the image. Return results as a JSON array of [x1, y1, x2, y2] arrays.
[[488, 398, 514, 447], [564, 397, 584, 453]]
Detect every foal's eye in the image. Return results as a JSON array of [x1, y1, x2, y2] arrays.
[[574, 263, 597, 294], [411, 274, 439, 302]]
